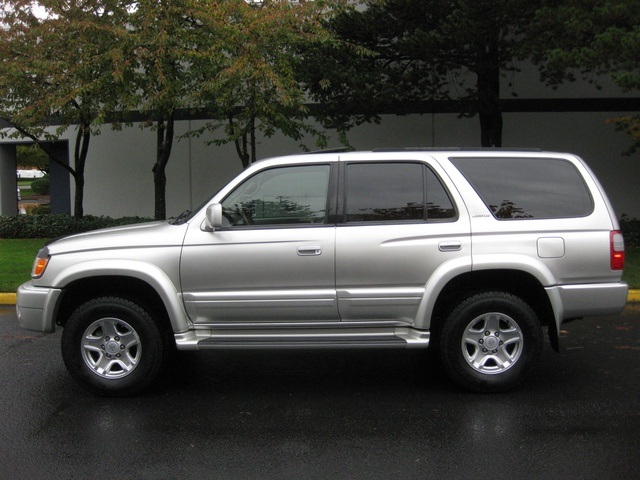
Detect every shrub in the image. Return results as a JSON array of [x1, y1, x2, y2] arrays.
[[31, 176, 50, 195], [620, 215, 640, 248], [31, 205, 51, 215], [0, 214, 155, 239]]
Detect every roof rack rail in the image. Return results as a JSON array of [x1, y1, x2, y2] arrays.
[[372, 147, 459, 152], [371, 147, 543, 152], [302, 147, 354, 154]]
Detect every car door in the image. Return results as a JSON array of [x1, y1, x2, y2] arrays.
[[335, 157, 471, 325], [181, 163, 338, 324]]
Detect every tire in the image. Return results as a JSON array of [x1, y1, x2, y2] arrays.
[[438, 291, 542, 393], [61, 297, 166, 396]]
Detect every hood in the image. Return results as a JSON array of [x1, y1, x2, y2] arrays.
[[44, 221, 189, 256]]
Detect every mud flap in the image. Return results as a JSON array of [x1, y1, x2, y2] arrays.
[[544, 286, 563, 353], [548, 321, 560, 353]]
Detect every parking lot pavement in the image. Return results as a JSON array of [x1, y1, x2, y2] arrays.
[[1, 304, 640, 479]]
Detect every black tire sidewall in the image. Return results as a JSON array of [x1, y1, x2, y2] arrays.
[[61, 297, 164, 396], [439, 291, 542, 393]]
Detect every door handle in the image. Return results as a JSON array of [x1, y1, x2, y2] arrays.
[[438, 241, 462, 252], [297, 246, 322, 256]]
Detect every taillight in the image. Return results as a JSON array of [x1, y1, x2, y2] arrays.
[[610, 230, 625, 270]]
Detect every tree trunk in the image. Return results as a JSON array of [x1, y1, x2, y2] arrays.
[[152, 162, 166, 220], [153, 112, 175, 220], [230, 114, 251, 169], [73, 123, 91, 218], [476, 57, 503, 148], [250, 114, 256, 165]]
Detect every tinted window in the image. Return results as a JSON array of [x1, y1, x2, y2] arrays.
[[345, 162, 456, 222], [426, 168, 457, 220], [222, 165, 330, 226], [450, 157, 593, 219]]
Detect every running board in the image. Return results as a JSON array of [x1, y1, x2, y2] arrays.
[[175, 328, 430, 351], [198, 335, 407, 349]]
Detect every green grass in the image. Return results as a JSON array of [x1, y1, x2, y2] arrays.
[[0, 239, 48, 292], [0, 238, 638, 293], [623, 247, 640, 290]]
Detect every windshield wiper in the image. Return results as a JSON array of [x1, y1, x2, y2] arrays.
[[170, 209, 191, 225]]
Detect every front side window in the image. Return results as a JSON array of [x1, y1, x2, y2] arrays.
[[221, 164, 330, 226], [345, 162, 456, 223]]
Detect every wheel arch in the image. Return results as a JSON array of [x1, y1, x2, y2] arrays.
[[429, 269, 555, 340], [54, 267, 190, 335]]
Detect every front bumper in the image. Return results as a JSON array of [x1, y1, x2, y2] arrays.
[[16, 282, 62, 333]]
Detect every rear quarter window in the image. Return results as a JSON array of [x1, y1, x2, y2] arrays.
[[450, 157, 594, 219]]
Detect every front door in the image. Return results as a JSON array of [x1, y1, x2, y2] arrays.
[[181, 163, 338, 324]]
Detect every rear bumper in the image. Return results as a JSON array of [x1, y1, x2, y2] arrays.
[[16, 282, 62, 333], [548, 282, 629, 321]]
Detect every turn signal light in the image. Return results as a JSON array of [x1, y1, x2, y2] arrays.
[[32, 257, 49, 278]]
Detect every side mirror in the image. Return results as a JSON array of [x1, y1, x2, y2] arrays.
[[204, 203, 223, 232]]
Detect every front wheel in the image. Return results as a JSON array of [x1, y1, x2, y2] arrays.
[[61, 297, 167, 396], [438, 291, 542, 393]]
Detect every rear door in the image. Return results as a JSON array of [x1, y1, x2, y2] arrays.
[[335, 155, 471, 324]]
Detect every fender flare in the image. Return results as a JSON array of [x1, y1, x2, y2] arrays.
[[51, 260, 191, 334], [416, 254, 561, 333], [415, 257, 472, 329]]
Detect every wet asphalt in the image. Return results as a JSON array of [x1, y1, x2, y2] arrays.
[[1, 304, 639, 479]]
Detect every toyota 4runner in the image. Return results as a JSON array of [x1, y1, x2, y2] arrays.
[[16, 149, 628, 395]]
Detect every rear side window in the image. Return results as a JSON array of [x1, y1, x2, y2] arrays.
[[345, 162, 456, 223], [450, 157, 593, 219]]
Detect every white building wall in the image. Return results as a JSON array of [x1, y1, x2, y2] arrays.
[[75, 110, 639, 219]]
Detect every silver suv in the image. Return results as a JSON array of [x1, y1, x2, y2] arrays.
[[16, 149, 628, 395]]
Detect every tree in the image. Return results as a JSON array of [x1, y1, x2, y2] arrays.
[[118, 0, 210, 220], [2, 0, 344, 221], [529, 0, 640, 153], [16, 144, 48, 172], [190, 0, 339, 169], [0, 0, 130, 217], [303, 0, 540, 147], [120, 0, 338, 219]]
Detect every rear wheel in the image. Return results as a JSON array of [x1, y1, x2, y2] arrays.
[[61, 297, 166, 396], [438, 291, 542, 393]]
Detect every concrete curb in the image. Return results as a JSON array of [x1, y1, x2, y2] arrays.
[[0, 293, 16, 305], [2, 290, 640, 306]]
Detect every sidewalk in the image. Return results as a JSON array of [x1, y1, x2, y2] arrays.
[[2, 291, 640, 306]]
